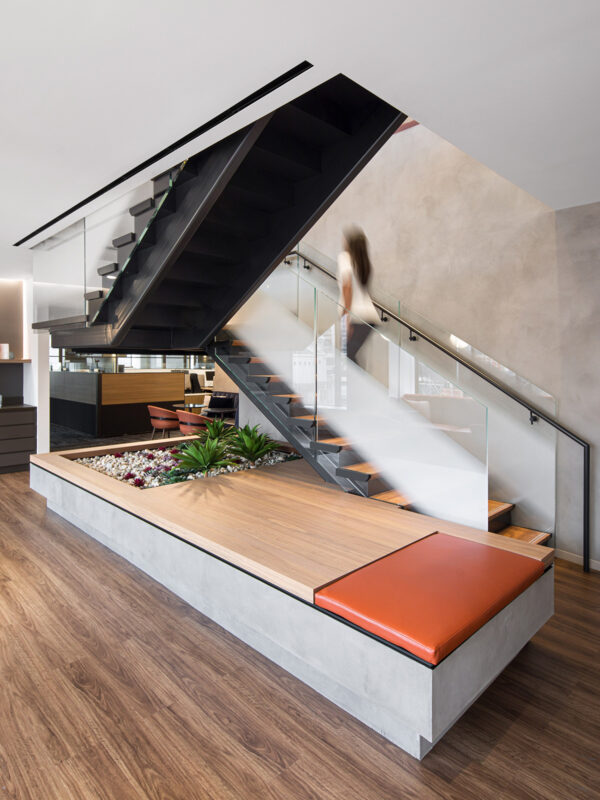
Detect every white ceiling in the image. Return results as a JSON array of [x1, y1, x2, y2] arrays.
[[2, 0, 599, 246]]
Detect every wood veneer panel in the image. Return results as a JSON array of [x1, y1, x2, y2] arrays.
[[100, 373, 184, 405], [31, 453, 428, 601], [52, 434, 197, 460]]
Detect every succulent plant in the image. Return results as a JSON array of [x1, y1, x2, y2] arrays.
[[229, 424, 278, 463]]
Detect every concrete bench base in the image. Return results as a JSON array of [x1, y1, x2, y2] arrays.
[[30, 464, 554, 760]]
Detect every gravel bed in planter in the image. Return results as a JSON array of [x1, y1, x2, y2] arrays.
[[74, 445, 295, 489]]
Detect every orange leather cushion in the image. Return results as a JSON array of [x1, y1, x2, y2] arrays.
[[315, 533, 545, 665]]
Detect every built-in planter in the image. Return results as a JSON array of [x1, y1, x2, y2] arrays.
[[74, 442, 294, 489]]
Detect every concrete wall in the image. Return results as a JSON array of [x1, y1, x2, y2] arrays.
[[238, 391, 282, 441], [304, 125, 599, 567]]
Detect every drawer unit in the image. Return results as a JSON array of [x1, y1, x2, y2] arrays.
[[0, 405, 36, 473]]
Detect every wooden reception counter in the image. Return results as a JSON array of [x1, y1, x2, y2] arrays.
[[50, 371, 184, 436]]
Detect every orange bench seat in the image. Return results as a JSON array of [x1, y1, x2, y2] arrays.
[[315, 533, 545, 665]]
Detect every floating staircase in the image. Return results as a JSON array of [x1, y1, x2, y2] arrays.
[[215, 339, 552, 547], [32, 70, 554, 550], [39, 75, 405, 352]]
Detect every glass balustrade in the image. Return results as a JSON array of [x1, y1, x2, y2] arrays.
[[232, 264, 489, 530], [31, 165, 182, 325], [279, 248, 557, 536]]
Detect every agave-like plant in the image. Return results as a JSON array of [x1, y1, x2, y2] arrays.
[[202, 418, 237, 442], [173, 438, 234, 473], [230, 424, 279, 463]]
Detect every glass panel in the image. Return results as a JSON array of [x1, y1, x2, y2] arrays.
[[31, 166, 183, 325], [298, 239, 555, 414], [314, 285, 488, 529], [32, 218, 86, 322], [293, 242, 557, 535], [82, 180, 155, 303], [399, 321, 556, 534], [90, 165, 184, 317], [397, 300, 556, 415], [239, 265, 318, 423], [232, 262, 489, 530]]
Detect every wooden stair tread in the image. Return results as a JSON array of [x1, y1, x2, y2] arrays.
[[499, 526, 551, 546], [231, 339, 246, 347], [371, 490, 409, 507], [294, 414, 324, 423], [340, 462, 378, 477], [317, 437, 349, 447], [488, 500, 515, 520], [272, 393, 300, 399]]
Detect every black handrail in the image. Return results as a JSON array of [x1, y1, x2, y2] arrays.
[[287, 249, 592, 572]]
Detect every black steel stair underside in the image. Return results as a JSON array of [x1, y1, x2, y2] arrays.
[[213, 340, 389, 497], [51, 75, 405, 353]]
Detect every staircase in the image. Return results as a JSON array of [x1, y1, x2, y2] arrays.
[[215, 339, 552, 547], [33, 71, 557, 552], [41, 75, 405, 353]]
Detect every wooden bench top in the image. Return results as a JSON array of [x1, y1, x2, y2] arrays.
[[31, 446, 553, 603]]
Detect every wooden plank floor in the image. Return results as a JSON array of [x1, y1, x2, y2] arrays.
[[31, 449, 553, 602], [0, 471, 597, 799]]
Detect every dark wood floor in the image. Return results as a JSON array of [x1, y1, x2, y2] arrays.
[[0, 472, 598, 800]]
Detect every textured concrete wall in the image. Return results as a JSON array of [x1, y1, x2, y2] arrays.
[[304, 125, 599, 566]]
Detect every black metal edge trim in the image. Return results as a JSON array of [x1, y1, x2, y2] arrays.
[[31, 461, 435, 669], [14, 60, 313, 246]]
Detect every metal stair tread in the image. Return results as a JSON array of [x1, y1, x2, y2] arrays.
[[97, 262, 119, 276], [130, 197, 155, 216], [112, 232, 136, 248]]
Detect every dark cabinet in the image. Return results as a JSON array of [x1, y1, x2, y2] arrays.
[[0, 405, 36, 472]]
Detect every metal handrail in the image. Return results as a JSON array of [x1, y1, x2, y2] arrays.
[[287, 249, 591, 572]]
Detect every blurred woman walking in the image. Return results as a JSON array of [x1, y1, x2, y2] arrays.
[[337, 226, 379, 365]]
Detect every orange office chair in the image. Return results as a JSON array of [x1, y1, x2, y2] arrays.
[[148, 405, 179, 439], [176, 409, 211, 436]]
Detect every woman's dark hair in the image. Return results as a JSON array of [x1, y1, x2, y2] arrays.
[[344, 226, 372, 286]]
